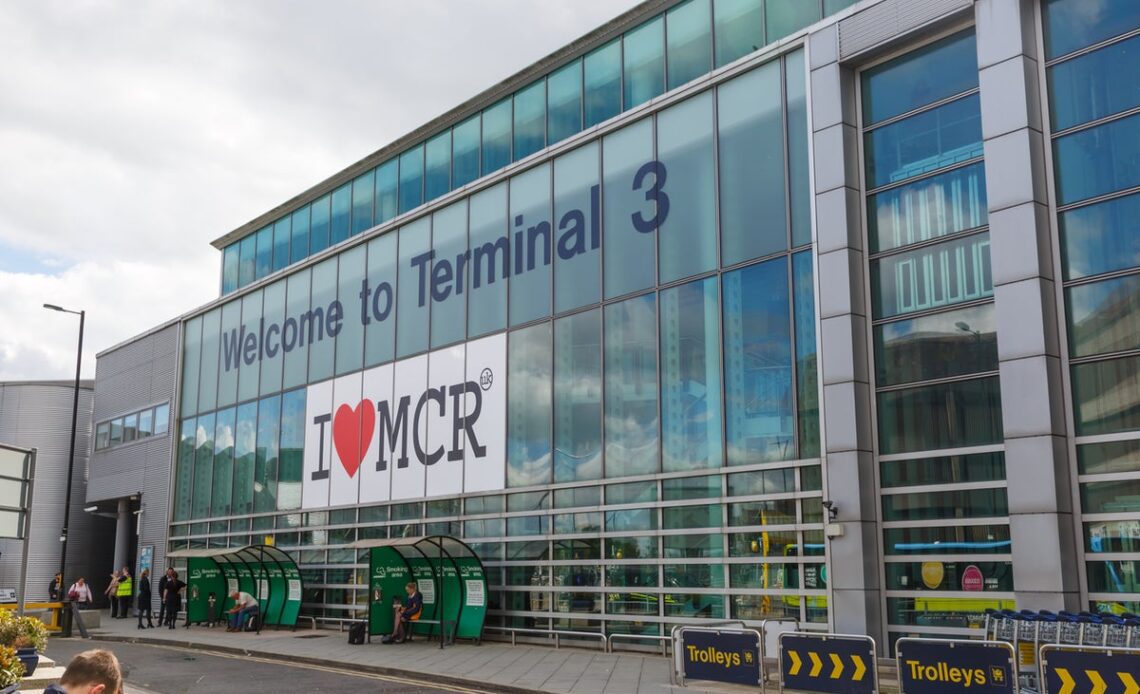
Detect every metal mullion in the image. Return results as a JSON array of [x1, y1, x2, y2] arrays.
[[864, 155, 986, 199], [780, 51, 802, 460], [861, 88, 981, 134], [869, 296, 994, 328], [866, 224, 991, 267], [1077, 471, 1140, 484], [1068, 347, 1140, 368], [1061, 263, 1140, 292], [876, 442, 1004, 463], [874, 369, 1000, 394], [882, 554, 1012, 563], [1074, 431, 1140, 447], [1050, 104, 1140, 140], [880, 517, 1010, 529], [879, 479, 1008, 496], [1043, 26, 1140, 68]]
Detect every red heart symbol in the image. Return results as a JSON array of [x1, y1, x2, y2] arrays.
[[332, 400, 374, 479]]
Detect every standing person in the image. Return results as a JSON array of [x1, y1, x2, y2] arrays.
[[156, 568, 174, 628], [136, 569, 153, 629], [68, 577, 94, 608], [116, 568, 132, 619], [103, 571, 120, 619], [163, 571, 185, 629], [49, 573, 62, 602]]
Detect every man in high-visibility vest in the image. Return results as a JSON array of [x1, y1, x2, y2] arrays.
[[116, 567, 133, 619]]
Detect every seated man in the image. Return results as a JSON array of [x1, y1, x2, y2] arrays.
[[225, 590, 260, 632], [382, 582, 422, 644]]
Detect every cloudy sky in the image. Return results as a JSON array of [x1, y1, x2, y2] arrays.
[[0, 0, 638, 381]]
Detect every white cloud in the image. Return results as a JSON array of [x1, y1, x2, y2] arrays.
[[0, 0, 638, 380]]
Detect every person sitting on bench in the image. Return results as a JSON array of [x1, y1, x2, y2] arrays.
[[382, 582, 422, 644], [225, 590, 260, 632]]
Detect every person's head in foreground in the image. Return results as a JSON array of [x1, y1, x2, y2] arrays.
[[58, 649, 122, 694]]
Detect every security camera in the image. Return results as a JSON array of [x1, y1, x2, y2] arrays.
[[821, 500, 838, 522]]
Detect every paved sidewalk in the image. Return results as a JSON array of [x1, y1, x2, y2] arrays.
[[81, 617, 743, 694]]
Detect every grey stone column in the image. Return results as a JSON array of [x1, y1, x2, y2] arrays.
[[975, 0, 1079, 611], [113, 497, 130, 573], [807, 23, 883, 643]]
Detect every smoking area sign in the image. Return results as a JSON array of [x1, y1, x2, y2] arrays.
[[1040, 645, 1140, 694], [896, 638, 1015, 693], [678, 627, 762, 687], [779, 632, 876, 694]]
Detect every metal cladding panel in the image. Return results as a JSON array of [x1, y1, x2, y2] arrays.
[[0, 382, 112, 602], [838, 0, 973, 59]]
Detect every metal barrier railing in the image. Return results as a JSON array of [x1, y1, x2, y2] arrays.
[[0, 602, 64, 632], [605, 632, 670, 655], [482, 626, 607, 650]]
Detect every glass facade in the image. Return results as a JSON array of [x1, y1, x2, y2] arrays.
[[177, 48, 821, 630], [1043, 0, 1140, 615]]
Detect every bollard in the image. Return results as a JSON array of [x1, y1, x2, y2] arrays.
[[60, 600, 73, 638]]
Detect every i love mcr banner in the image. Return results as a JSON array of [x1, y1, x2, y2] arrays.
[[301, 333, 506, 509]]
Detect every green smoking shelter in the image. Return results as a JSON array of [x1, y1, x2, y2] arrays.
[[352, 536, 488, 644], [169, 545, 304, 630]]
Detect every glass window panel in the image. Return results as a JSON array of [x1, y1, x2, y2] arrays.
[[861, 31, 978, 126], [554, 309, 603, 482], [282, 269, 311, 389], [482, 99, 512, 175], [1087, 560, 1140, 594], [197, 309, 221, 412], [661, 277, 723, 472], [665, 594, 723, 619], [871, 231, 993, 320], [1073, 354, 1140, 436], [553, 143, 600, 313], [110, 418, 123, 445], [877, 376, 1003, 454], [330, 184, 350, 247], [664, 533, 722, 558], [123, 413, 138, 443], [181, 316, 202, 416], [713, 0, 763, 68], [883, 524, 1010, 555], [727, 497, 797, 525], [666, 564, 725, 589], [192, 412, 215, 520], [238, 234, 256, 287], [1043, 0, 1140, 60], [547, 60, 582, 144], [452, 115, 481, 189], [211, 408, 236, 518], [886, 561, 1013, 592], [232, 401, 257, 516], [667, 0, 712, 90], [1054, 112, 1140, 206], [1082, 479, 1140, 514], [1059, 192, 1140, 281], [1067, 274, 1140, 358], [606, 481, 658, 504], [724, 258, 794, 465], [874, 304, 998, 386], [278, 388, 306, 510], [507, 490, 550, 512], [306, 257, 338, 383], [824, 0, 859, 13], [217, 300, 241, 407], [1078, 440, 1140, 476], [396, 218, 431, 357], [424, 131, 451, 201], [467, 183, 509, 337], [335, 246, 366, 375], [887, 597, 1013, 627], [786, 50, 811, 248], [508, 323, 553, 487], [869, 162, 988, 253], [657, 91, 716, 283], [865, 95, 983, 189], [398, 146, 424, 214], [1086, 521, 1140, 554], [881, 451, 1006, 488], [604, 294, 660, 478], [430, 200, 468, 348], [793, 251, 819, 458], [363, 233, 397, 367], [883, 487, 1008, 522], [605, 508, 657, 532], [290, 206, 310, 264], [175, 418, 195, 521], [718, 61, 786, 265], [584, 40, 622, 128], [603, 119, 656, 298], [96, 422, 110, 450], [272, 217, 290, 272], [222, 244, 240, 294], [553, 512, 602, 534], [664, 475, 722, 501], [308, 194, 330, 256], [350, 171, 374, 235], [553, 486, 601, 508], [465, 495, 504, 515], [514, 80, 546, 162], [765, 0, 818, 42], [374, 160, 398, 226], [259, 280, 286, 395], [624, 18, 665, 109], [254, 226, 272, 280], [1049, 35, 1140, 132], [237, 291, 263, 402], [509, 164, 553, 325], [664, 504, 721, 529]]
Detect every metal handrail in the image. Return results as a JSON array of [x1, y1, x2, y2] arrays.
[[606, 632, 671, 655], [483, 625, 607, 650]]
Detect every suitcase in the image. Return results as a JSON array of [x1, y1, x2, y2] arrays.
[[348, 621, 366, 645]]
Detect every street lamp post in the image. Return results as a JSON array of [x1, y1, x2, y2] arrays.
[[43, 304, 85, 596]]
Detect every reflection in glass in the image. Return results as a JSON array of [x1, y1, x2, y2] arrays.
[[363, 233, 396, 367], [351, 170, 374, 235], [603, 119, 656, 298], [335, 246, 366, 375], [724, 258, 793, 465], [661, 278, 723, 471], [238, 292, 262, 402], [1078, 440, 1140, 476], [861, 31, 978, 126], [584, 40, 621, 128], [1066, 274, 1140, 358], [508, 323, 552, 488], [398, 146, 424, 214], [309, 195, 330, 256], [430, 200, 468, 348], [233, 402, 257, 516], [553, 143, 601, 312], [554, 309, 602, 482], [793, 251, 819, 457], [396, 219, 430, 357], [1043, 0, 1140, 60], [197, 309, 221, 412], [864, 94, 983, 189], [871, 232, 993, 320], [1048, 35, 1140, 132], [239, 234, 256, 287], [548, 60, 582, 145], [713, 0, 762, 68], [254, 226, 272, 281], [175, 418, 195, 521], [1059, 192, 1140, 281], [869, 162, 987, 253], [330, 184, 350, 246], [424, 131, 451, 202], [482, 99, 512, 175], [259, 282, 286, 395], [883, 487, 1008, 522], [222, 244, 239, 294], [1054, 113, 1140, 206], [605, 294, 660, 478], [467, 183, 508, 337], [278, 388, 305, 510], [657, 91, 716, 283], [452, 115, 481, 189], [883, 524, 1010, 555], [212, 408, 236, 518], [623, 18, 665, 110], [375, 159, 398, 225], [881, 451, 1005, 489], [765, 0, 818, 42], [666, 0, 711, 89], [306, 258, 337, 383], [508, 164, 552, 326], [192, 412, 215, 520], [272, 217, 290, 272], [1082, 479, 1140, 514], [217, 301, 240, 407], [514, 80, 546, 162], [877, 376, 1003, 454], [1072, 354, 1140, 435], [874, 304, 998, 386], [290, 206, 310, 264], [786, 50, 811, 247]]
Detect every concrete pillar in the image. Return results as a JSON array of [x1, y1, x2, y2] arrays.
[[113, 498, 129, 573], [974, 0, 1079, 611], [807, 23, 883, 644]]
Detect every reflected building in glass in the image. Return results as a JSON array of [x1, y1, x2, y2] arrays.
[[86, 0, 1140, 652]]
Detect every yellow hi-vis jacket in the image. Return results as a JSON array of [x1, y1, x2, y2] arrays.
[[116, 576, 133, 597]]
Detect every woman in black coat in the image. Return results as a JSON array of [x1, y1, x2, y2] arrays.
[[163, 571, 185, 629], [136, 569, 154, 629]]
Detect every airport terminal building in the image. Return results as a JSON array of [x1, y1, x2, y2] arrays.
[[88, 0, 1140, 651]]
